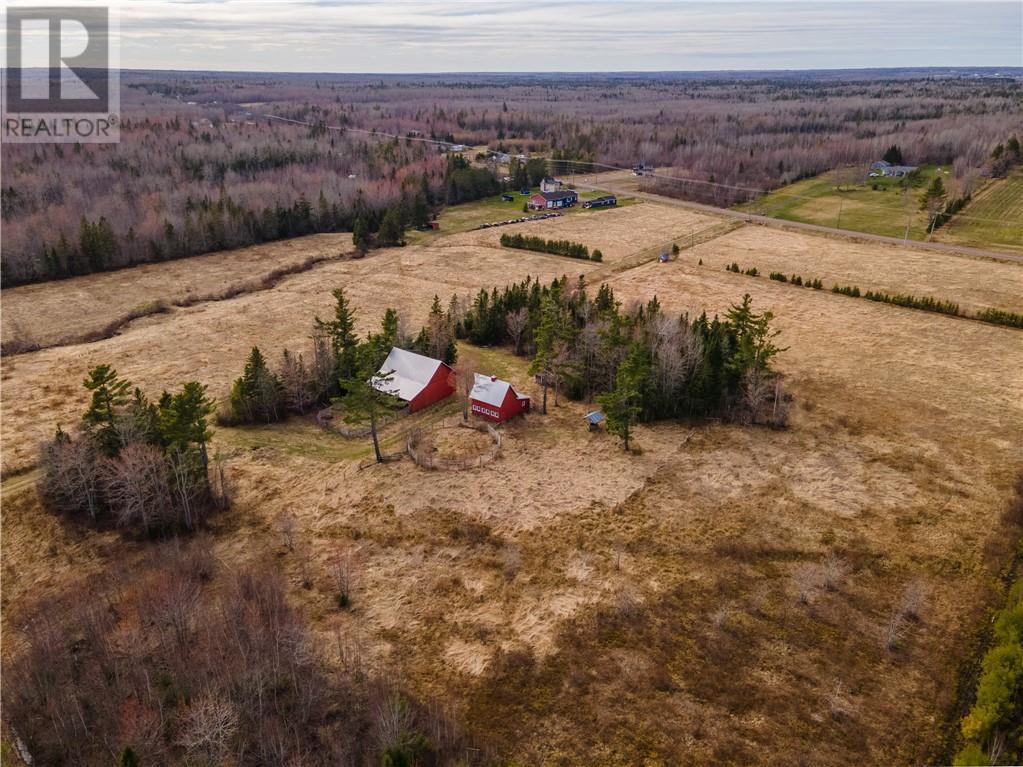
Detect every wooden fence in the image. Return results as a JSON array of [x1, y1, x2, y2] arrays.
[[407, 419, 502, 470]]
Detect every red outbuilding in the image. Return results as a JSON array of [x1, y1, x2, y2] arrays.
[[469, 374, 531, 422], [371, 347, 454, 413]]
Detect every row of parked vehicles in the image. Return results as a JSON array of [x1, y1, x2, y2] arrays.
[[476, 212, 562, 230]]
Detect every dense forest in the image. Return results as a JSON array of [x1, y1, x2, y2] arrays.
[[2, 69, 1020, 283]]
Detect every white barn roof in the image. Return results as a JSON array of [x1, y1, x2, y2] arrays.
[[372, 347, 446, 402], [470, 373, 528, 408]]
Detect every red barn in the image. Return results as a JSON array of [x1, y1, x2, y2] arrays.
[[371, 347, 454, 413], [469, 374, 531, 422]]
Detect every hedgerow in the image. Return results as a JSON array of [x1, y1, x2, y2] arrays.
[[500, 232, 591, 260]]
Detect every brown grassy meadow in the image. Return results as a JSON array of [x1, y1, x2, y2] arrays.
[[2, 198, 1021, 765]]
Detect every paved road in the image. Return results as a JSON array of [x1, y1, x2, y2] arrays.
[[574, 181, 1023, 265]]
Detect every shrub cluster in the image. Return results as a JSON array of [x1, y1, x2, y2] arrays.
[[954, 570, 1023, 765], [1, 545, 463, 766], [863, 290, 960, 316], [726, 262, 760, 276], [40, 366, 224, 534], [975, 308, 1023, 329], [500, 232, 592, 260]]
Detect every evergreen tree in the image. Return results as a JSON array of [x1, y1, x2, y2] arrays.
[[159, 381, 215, 474], [230, 347, 283, 423], [315, 287, 360, 382], [82, 364, 132, 455], [725, 294, 783, 380], [352, 216, 370, 252], [529, 296, 561, 414], [920, 175, 946, 209], [882, 145, 904, 165], [378, 205, 406, 246], [340, 345, 400, 463], [599, 343, 649, 452]]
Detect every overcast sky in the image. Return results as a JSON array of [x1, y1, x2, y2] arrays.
[[11, 0, 1023, 72]]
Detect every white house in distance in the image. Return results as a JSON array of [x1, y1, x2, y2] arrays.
[[540, 176, 563, 193], [371, 347, 454, 413]]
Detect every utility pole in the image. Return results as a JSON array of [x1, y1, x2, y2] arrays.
[[836, 198, 844, 230]]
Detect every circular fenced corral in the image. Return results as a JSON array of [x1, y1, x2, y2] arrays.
[[407, 418, 502, 470]]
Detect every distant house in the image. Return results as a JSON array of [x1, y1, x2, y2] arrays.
[[540, 176, 563, 193], [528, 190, 578, 210], [371, 348, 454, 413], [583, 195, 617, 209], [470, 374, 530, 423], [447, 144, 467, 152], [870, 159, 917, 177]]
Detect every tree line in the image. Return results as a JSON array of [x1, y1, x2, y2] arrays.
[[499, 232, 597, 260], [40, 367, 226, 535], [729, 261, 1023, 329]]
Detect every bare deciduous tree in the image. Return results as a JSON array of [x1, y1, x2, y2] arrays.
[[331, 546, 356, 608], [452, 350, 479, 420], [179, 691, 239, 764], [898, 581, 927, 621], [102, 442, 173, 531], [883, 609, 907, 651], [277, 511, 297, 551], [40, 431, 102, 520], [506, 307, 529, 355], [279, 349, 317, 414], [819, 553, 849, 592], [792, 563, 822, 605]]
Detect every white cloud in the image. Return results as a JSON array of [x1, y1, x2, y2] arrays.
[[101, 0, 1023, 71]]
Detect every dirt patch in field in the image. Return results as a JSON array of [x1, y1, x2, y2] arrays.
[[686, 225, 1023, 314], [417, 425, 495, 460]]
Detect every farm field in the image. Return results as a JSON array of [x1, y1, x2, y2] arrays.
[[681, 225, 1023, 315], [451, 201, 723, 264], [2, 203, 1022, 764], [1, 233, 352, 350], [936, 169, 1023, 253], [0, 226, 612, 475], [737, 166, 948, 241]]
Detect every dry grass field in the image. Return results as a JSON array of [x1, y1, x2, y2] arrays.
[[683, 225, 1023, 315], [453, 202, 721, 264], [2, 198, 1022, 765], [1, 234, 353, 350], [0, 235, 603, 475]]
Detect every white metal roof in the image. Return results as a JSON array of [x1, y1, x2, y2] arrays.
[[371, 347, 446, 402], [470, 373, 528, 408]]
